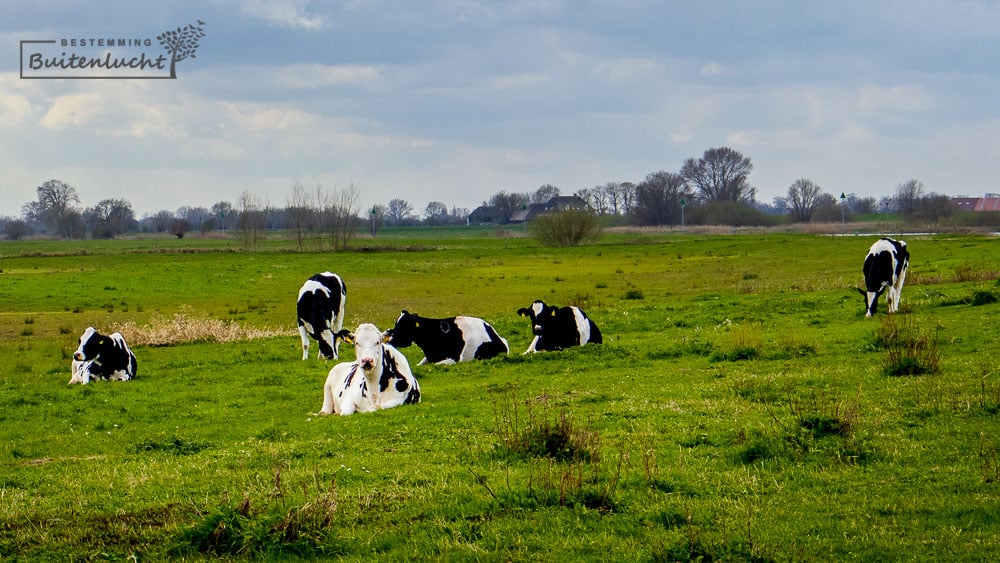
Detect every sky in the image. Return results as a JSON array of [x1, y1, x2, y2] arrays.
[[2, 0, 999, 218]]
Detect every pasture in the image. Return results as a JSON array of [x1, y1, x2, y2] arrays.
[[1, 228, 999, 560]]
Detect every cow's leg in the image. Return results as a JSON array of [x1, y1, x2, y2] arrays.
[[320, 330, 338, 360], [523, 335, 540, 354], [298, 325, 311, 360]]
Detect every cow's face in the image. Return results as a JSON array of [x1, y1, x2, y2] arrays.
[[858, 287, 879, 317], [517, 301, 550, 335], [385, 311, 418, 348], [345, 323, 387, 373], [73, 327, 101, 361]]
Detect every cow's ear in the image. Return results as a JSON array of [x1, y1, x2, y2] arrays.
[[414, 321, 420, 328], [550, 310, 556, 317], [382, 332, 391, 344], [517, 308, 529, 317], [98, 339, 105, 345]]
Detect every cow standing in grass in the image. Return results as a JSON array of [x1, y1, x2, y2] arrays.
[[517, 300, 602, 353], [320, 323, 420, 416], [858, 237, 909, 317], [297, 272, 347, 360], [69, 327, 137, 384], [385, 310, 509, 365]]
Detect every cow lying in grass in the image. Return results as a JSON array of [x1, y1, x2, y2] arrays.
[[319, 323, 421, 416], [384, 310, 509, 365], [69, 327, 137, 384], [517, 300, 602, 353]]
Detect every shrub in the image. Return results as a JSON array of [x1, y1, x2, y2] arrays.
[[527, 209, 603, 247]]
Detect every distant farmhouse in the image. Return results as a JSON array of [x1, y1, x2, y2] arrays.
[[468, 195, 592, 225], [952, 194, 1000, 212]]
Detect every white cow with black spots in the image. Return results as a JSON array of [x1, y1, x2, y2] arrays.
[[319, 323, 421, 416]]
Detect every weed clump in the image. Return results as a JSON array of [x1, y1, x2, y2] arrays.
[[875, 316, 941, 376]]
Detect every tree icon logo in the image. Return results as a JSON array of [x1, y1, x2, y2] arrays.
[[156, 20, 206, 79]]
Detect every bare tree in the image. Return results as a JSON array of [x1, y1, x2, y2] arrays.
[[531, 184, 560, 204], [894, 179, 925, 217], [236, 190, 267, 251], [24, 179, 81, 238], [89, 198, 135, 238], [386, 198, 414, 225], [319, 183, 360, 251], [487, 191, 529, 224], [424, 201, 449, 224], [786, 178, 824, 223], [680, 147, 755, 203], [285, 178, 314, 251], [632, 171, 692, 226]]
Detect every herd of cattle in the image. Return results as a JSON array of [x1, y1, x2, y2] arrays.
[[67, 237, 910, 415]]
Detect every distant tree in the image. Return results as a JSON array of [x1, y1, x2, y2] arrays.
[[89, 198, 136, 238], [24, 179, 81, 238], [632, 171, 692, 226], [168, 218, 192, 239], [846, 194, 878, 214], [914, 193, 954, 223], [285, 179, 314, 251], [317, 183, 360, 250], [236, 190, 266, 251], [531, 184, 560, 204], [423, 201, 449, 224], [680, 147, 755, 203], [770, 196, 790, 215], [786, 178, 824, 223], [145, 210, 175, 233], [211, 201, 234, 231], [809, 193, 843, 222], [487, 191, 529, 224], [3, 218, 32, 240], [387, 198, 414, 224], [894, 179, 925, 217]]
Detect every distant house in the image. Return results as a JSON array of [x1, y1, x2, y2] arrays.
[[509, 195, 593, 223], [952, 194, 1000, 212], [467, 205, 500, 225], [467, 195, 594, 224]]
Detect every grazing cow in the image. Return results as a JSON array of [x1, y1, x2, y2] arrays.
[[297, 272, 347, 360], [858, 237, 909, 317], [516, 300, 603, 354], [70, 327, 137, 384], [385, 310, 509, 365], [320, 323, 421, 416]]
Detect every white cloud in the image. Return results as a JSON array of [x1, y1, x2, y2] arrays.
[[239, 0, 326, 30]]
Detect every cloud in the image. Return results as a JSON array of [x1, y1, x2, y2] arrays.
[[239, 0, 327, 30]]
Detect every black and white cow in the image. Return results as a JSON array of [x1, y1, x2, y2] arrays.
[[384, 310, 509, 365], [319, 323, 421, 416], [858, 237, 910, 317], [297, 272, 347, 360], [516, 300, 603, 354], [69, 327, 137, 384]]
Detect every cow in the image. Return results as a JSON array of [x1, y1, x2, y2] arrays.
[[384, 310, 509, 365], [319, 323, 421, 416], [70, 327, 137, 384], [858, 237, 910, 317], [297, 272, 347, 360], [516, 300, 603, 354]]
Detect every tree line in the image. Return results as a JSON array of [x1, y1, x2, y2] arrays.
[[0, 146, 977, 242]]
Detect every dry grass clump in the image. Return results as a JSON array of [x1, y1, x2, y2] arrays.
[[112, 312, 294, 346]]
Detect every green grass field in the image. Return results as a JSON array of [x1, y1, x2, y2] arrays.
[[1, 228, 999, 560]]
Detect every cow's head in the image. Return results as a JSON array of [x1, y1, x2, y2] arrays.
[[385, 310, 419, 348], [316, 330, 346, 360], [517, 300, 551, 335], [338, 324, 388, 373], [857, 287, 882, 318], [73, 327, 103, 361]]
